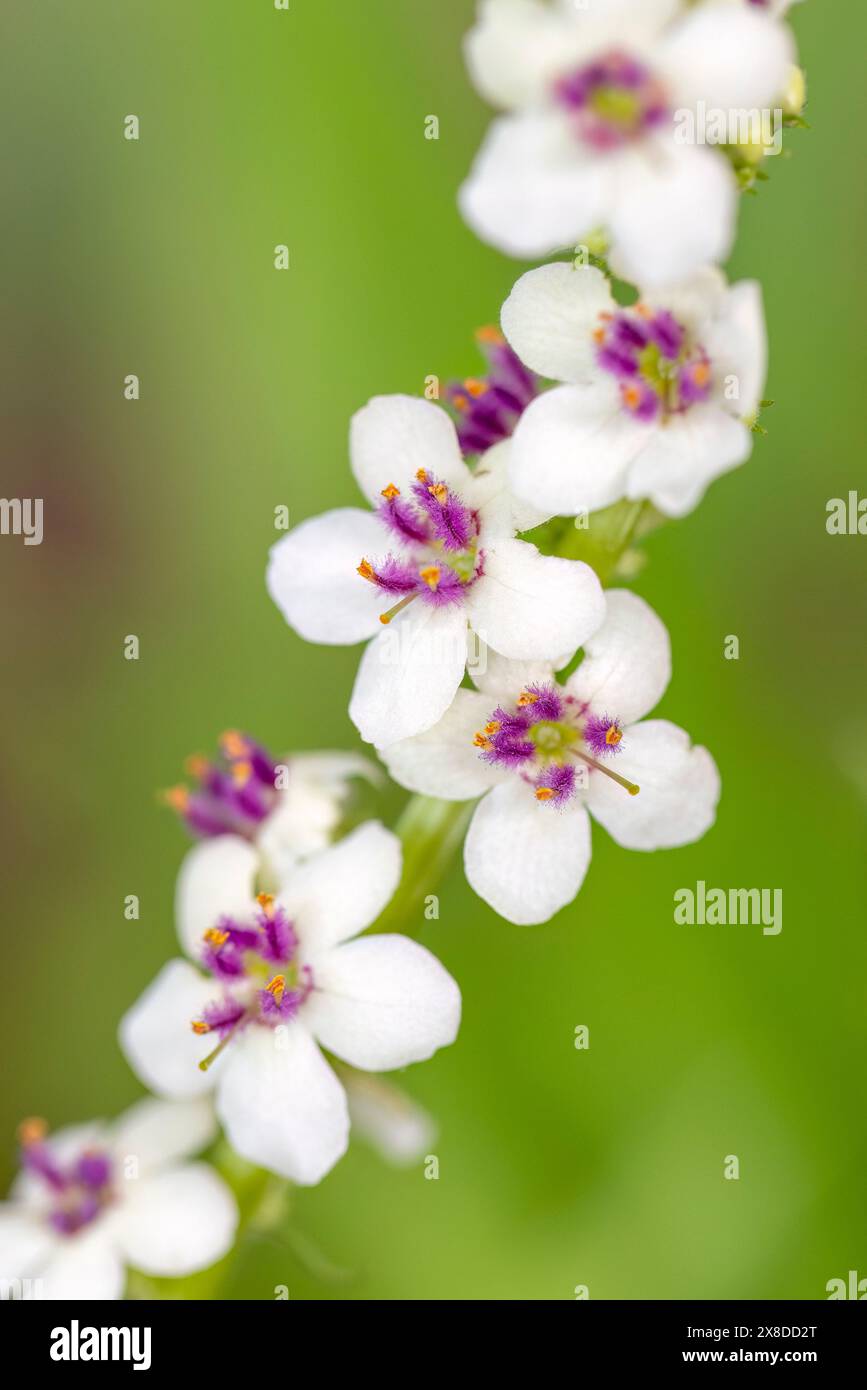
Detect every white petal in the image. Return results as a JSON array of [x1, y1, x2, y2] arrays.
[[256, 785, 340, 883], [587, 719, 720, 850], [593, 0, 683, 26], [566, 588, 671, 724], [40, 1229, 125, 1300], [266, 508, 386, 645], [349, 604, 468, 748], [464, 782, 592, 925], [116, 1164, 238, 1277], [304, 935, 461, 1072], [626, 404, 752, 517], [459, 111, 611, 259], [215, 1024, 349, 1186], [256, 754, 380, 884], [466, 537, 605, 663], [344, 1073, 436, 1166], [287, 750, 381, 788], [509, 381, 649, 516], [464, 440, 553, 537], [608, 139, 737, 288], [118, 960, 217, 1100], [175, 836, 259, 958], [110, 1096, 218, 1176], [501, 262, 616, 384], [380, 690, 504, 800], [281, 821, 402, 951], [470, 645, 559, 699], [641, 266, 729, 332], [0, 1206, 59, 1282], [464, 0, 582, 109], [702, 279, 767, 418], [350, 395, 470, 505], [662, 3, 795, 111]]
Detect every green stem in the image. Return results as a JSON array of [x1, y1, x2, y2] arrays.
[[371, 794, 475, 935], [541, 497, 656, 584]]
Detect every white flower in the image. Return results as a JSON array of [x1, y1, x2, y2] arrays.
[[459, 0, 795, 285], [341, 1070, 436, 1167], [167, 732, 380, 888], [381, 589, 720, 925], [266, 395, 605, 748], [502, 261, 766, 518], [119, 823, 461, 1186], [0, 1098, 237, 1300]]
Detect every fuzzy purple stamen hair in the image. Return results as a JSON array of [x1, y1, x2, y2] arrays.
[[584, 713, 625, 758], [167, 732, 281, 841], [447, 330, 539, 455]]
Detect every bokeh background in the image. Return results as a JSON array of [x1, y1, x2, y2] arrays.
[[2, 0, 865, 1300]]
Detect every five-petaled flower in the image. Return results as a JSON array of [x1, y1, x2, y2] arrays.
[[266, 394, 605, 748], [163, 730, 379, 885], [502, 262, 766, 518], [119, 823, 461, 1185], [381, 589, 720, 924], [0, 1098, 237, 1299], [459, 0, 795, 285]]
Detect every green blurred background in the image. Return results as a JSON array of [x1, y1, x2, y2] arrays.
[[2, 1, 865, 1300]]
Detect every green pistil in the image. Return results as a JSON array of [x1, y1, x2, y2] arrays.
[[637, 342, 682, 415], [450, 541, 479, 585], [528, 720, 578, 762], [591, 87, 641, 129]]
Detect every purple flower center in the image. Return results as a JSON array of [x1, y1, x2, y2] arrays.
[[446, 327, 539, 454], [191, 895, 315, 1067], [358, 469, 483, 625], [165, 731, 280, 841], [554, 50, 669, 150], [594, 306, 713, 422], [475, 683, 638, 804], [18, 1121, 115, 1238]]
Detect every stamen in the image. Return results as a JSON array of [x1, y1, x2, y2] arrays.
[[605, 726, 623, 747], [427, 482, 449, 502], [484, 721, 501, 735], [380, 592, 418, 624], [257, 892, 276, 917], [18, 1117, 47, 1146], [419, 564, 441, 590], [230, 759, 252, 785], [535, 787, 555, 801], [575, 749, 640, 795], [476, 325, 504, 345], [415, 469, 429, 483], [191, 1020, 210, 1035], [357, 559, 377, 582], [220, 730, 249, 760], [517, 690, 540, 707], [203, 927, 230, 947], [474, 732, 493, 750], [266, 974, 286, 1005], [381, 483, 400, 499], [184, 754, 209, 778], [464, 378, 487, 398], [162, 785, 189, 811], [197, 1014, 246, 1071]]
